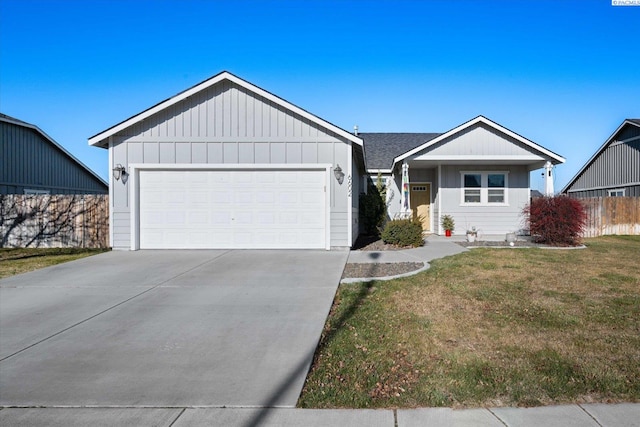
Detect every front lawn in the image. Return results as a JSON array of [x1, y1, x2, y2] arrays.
[[0, 247, 109, 279], [299, 236, 640, 408]]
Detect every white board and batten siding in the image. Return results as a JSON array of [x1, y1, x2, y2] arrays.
[[108, 77, 358, 250], [412, 122, 549, 166]]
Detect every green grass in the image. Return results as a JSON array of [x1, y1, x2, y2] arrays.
[[0, 247, 109, 279], [299, 236, 640, 408]]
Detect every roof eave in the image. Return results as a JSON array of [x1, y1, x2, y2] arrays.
[[561, 119, 640, 193], [391, 115, 565, 169], [88, 71, 363, 148], [1, 115, 108, 188]]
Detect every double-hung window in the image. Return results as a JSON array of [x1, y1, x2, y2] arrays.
[[463, 174, 482, 203], [461, 172, 508, 205], [487, 174, 505, 203]]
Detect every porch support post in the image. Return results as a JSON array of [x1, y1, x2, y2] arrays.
[[544, 161, 554, 196], [401, 162, 410, 218]]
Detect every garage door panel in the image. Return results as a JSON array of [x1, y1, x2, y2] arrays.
[[188, 211, 209, 226], [279, 192, 298, 204], [139, 169, 326, 249], [257, 212, 276, 225], [211, 191, 232, 204], [211, 212, 232, 225]]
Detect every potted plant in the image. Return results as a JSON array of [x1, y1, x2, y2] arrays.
[[467, 226, 478, 243], [441, 215, 455, 237]]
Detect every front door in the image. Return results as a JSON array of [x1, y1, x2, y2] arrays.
[[410, 183, 431, 232]]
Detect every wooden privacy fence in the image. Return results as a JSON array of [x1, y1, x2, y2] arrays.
[[581, 197, 640, 238], [0, 194, 109, 248]]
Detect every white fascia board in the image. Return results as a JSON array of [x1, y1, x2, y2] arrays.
[[561, 120, 640, 193], [127, 163, 331, 171], [88, 71, 363, 148], [410, 154, 545, 162], [1, 116, 108, 187], [366, 169, 393, 174], [392, 116, 565, 169]]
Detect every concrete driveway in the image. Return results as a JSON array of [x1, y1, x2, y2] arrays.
[[0, 249, 348, 408]]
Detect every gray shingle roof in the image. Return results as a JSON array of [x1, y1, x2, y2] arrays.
[[628, 118, 640, 126], [359, 133, 442, 170]]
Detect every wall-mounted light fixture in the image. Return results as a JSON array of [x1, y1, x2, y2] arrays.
[[334, 164, 345, 185], [113, 164, 126, 181]]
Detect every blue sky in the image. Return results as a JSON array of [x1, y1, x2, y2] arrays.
[[1, 0, 638, 191]]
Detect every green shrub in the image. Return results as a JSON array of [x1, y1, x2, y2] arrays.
[[359, 183, 386, 235], [381, 218, 424, 247]]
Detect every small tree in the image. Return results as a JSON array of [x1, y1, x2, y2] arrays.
[[359, 177, 386, 235], [375, 173, 387, 205], [523, 195, 586, 246]]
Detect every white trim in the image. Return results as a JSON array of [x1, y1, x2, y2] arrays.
[[561, 119, 640, 193], [128, 163, 332, 251], [437, 164, 442, 235], [393, 116, 565, 167], [347, 143, 353, 246], [366, 168, 393, 174], [459, 171, 510, 206], [411, 154, 546, 162], [108, 136, 114, 248], [324, 165, 332, 250], [127, 163, 331, 171], [89, 71, 363, 148], [117, 136, 345, 143]]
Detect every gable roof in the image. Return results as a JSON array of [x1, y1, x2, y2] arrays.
[[561, 118, 640, 193], [88, 71, 364, 148], [359, 133, 442, 171], [392, 115, 565, 168], [1, 113, 108, 188]]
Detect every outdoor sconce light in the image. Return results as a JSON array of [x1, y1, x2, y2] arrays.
[[113, 164, 126, 181], [334, 164, 345, 184]]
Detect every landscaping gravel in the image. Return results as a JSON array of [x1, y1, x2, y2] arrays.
[[342, 262, 424, 279]]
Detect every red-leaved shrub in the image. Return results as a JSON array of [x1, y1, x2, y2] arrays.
[[523, 196, 587, 246]]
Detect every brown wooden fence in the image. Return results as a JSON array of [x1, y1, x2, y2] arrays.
[[581, 197, 640, 238], [0, 194, 109, 248]]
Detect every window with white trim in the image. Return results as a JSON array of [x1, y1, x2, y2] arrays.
[[608, 189, 625, 197], [463, 174, 481, 203], [487, 174, 505, 203], [461, 172, 508, 205]]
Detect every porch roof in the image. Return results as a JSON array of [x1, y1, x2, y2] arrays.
[[393, 116, 565, 169], [359, 133, 441, 171]]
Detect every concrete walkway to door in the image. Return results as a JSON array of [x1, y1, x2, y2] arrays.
[[0, 249, 348, 408]]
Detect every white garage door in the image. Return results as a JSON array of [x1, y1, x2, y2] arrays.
[[138, 169, 327, 249]]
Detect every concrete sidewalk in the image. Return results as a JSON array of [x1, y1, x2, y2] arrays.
[[1, 403, 638, 426], [346, 239, 468, 264], [343, 239, 467, 283]]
